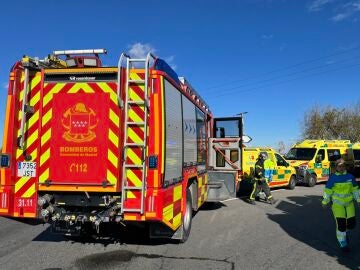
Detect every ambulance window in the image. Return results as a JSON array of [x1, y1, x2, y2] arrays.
[[354, 150, 360, 160], [275, 153, 286, 166], [230, 150, 239, 163], [327, 149, 341, 161], [216, 150, 226, 167], [316, 149, 325, 161]]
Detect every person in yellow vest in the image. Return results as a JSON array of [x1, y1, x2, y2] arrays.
[[248, 152, 275, 205], [322, 158, 360, 252]]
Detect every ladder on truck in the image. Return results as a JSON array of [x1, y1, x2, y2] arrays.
[[118, 52, 155, 215]]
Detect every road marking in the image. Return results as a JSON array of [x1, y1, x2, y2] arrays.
[[220, 198, 238, 202]]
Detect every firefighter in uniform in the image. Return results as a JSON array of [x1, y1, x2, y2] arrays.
[[248, 152, 275, 205], [322, 158, 360, 252]]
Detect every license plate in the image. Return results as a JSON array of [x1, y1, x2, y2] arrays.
[[17, 162, 37, 177]]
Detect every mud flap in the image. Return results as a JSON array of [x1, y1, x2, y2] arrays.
[[206, 171, 236, 201], [149, 222, 184, 240]]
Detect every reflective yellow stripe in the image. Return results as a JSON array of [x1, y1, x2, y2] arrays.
[[22, 184, 36, 198], [16, 130, 38, 159], [127, 148, 142, 165], [43, 83, 66, 107], [42, 109, 52, 127], [108, 129, 118, 147], [39, 169, 49, 183], [128, 108, 144, 123], [173, 185, 182, 202], [41, 129, 51, 146], [127, 127, 144, 144], [107, 149, 118, 168], [97, 82, 117, 104], [109, 109, 119, 126], [173, 213, 182, 228], [17, 111, 39, 136], [126, 169, 142, 187], [106, 169, 117, 185], [163, 204, 173, 221], [40, 148, 50, 166]]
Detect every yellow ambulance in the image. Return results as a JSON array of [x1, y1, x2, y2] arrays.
[[242, 147, 297, 189], [284, 140, 355, 186], [353, 142, 360, 178]]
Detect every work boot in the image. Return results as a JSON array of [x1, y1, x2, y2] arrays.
[[268, 198, 276, 205], [247, 199, 256, 205]]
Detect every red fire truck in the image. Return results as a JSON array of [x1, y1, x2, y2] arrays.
[[0, 49, 238, 242]]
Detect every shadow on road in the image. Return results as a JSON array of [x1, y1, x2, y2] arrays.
[[267, 195, 360, 269]]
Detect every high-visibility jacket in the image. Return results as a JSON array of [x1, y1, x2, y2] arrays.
[[322, 172, 360, 206], [264, 159, 275, 182]]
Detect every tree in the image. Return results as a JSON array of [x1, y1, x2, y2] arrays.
[[302, 102, 360, 142]]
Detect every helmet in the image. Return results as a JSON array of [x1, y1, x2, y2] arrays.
[[258, 152, 268, 160]]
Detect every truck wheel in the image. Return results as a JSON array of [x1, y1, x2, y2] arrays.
[[307, 174, 317, 187], [180, 188, 193, 243], [287, 175, 296, 190]]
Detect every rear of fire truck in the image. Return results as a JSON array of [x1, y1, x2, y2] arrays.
[[0, 49, 235, 242]]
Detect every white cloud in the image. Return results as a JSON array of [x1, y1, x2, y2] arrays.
[[127, 42, 177, 70], [261, 34, 274, 40], [331, 1, 360, 22], [128, 42, 156, 59], [308, 0, 335, 12], [2, 82, 8, 89]]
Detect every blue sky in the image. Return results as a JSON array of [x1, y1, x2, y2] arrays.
[[0, 0, 359, 150]]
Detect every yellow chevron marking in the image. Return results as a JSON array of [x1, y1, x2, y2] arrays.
[[41, 129, 51, 146], [173, 213, 182, 228], [107, 149, 118, 168], [173, 185, 182, 202], [108, 129, 118, 147], [126, 191, 136, 199], [129, 72, 143, 81], [43, 83, 66, 107], [16, 130, 38, 159], [42, 109, 52, 127], [40, 148, 50, 166], [126, 169, 142, 187], [109, 108, 119, 126], [163, 203, 174, 221], [129, 88, 142, 101], [68, 83, 95, 93], [127, 148, 142, 165], [17, 110, 39, 136], [97, 82, 117, 104], [29, 90, 41, 107], [22, 183, 36, 198], [19, 75, 41, 102], [39, 169, 49, 183], [127, 127, 144, 144], [106, 169, 117, 185], [128, 109, 144, 123]]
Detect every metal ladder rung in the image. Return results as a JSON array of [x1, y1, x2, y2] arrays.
[[125, 143, 145, 147], [128, 100, 145, 105], [128, 79, 145, 83], [125, 164, 144, 168], [123, 186, 142, 190], [128, 58, 146, 62], [126, 121, 145, 125]]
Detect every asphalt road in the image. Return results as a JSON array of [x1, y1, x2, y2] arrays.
[[0, 184, 360, 270]]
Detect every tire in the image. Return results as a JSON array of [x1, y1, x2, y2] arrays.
[[287, 175, 296, 190], [180, 188, 193, 243], [307, 174, 317, 187]]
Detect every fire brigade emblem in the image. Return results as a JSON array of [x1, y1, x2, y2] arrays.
[[61, 103, 98, 143]]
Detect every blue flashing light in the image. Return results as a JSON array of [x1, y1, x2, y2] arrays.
[[148, 155, 158, 169], [1, 154, 10, 168]]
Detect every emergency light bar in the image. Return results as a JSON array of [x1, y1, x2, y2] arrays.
[[53, 49, 107, 56]]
